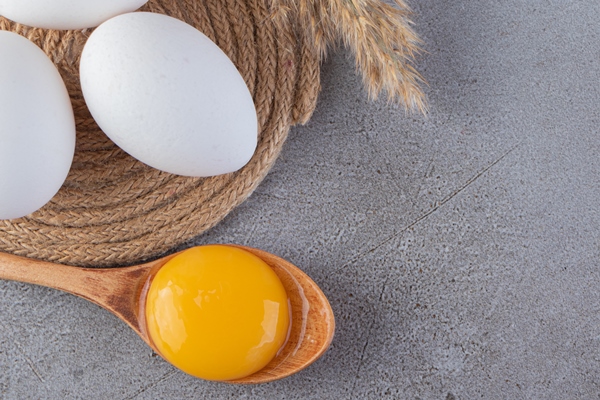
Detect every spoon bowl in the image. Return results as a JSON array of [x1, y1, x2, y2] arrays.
[[0, 245, 335, 383]]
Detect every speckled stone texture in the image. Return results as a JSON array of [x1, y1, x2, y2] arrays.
[[1, 0, 599, 398]]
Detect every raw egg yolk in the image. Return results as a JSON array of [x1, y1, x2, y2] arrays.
[[144, 245, 290, 381]]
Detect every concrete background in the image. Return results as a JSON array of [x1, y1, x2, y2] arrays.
[[1, 0, 599, 398]]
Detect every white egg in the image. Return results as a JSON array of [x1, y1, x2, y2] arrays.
[[79, 12, 257, 177], [0, 0, 148, 30], [0, 31, 75, 220]]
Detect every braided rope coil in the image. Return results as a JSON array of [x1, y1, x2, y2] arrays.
[[0, 0, 321, 267]]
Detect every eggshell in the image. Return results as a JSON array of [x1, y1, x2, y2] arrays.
[[0, 31, 75, 220], [79, 12, 258, 177], [0, 0, 148, 30]]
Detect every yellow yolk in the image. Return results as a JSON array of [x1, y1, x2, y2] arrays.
[[144, 245, 290, 381]]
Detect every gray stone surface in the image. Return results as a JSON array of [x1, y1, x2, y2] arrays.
[[1, 0, 600, 398]]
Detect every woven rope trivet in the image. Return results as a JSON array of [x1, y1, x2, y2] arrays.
[[0, 0, 320, 267]]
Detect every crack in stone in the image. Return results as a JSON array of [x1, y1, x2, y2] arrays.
[[336, 142, 522, 272]]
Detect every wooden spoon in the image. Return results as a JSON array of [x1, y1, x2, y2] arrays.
[[0, 245, 335, 384]]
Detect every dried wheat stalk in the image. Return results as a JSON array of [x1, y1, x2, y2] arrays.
[[270, 0, 427, 113]]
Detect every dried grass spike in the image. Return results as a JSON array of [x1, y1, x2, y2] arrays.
[[271, 0, 427, 113]]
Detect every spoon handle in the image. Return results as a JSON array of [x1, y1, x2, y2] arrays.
[[0, 251, 150, 338]]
